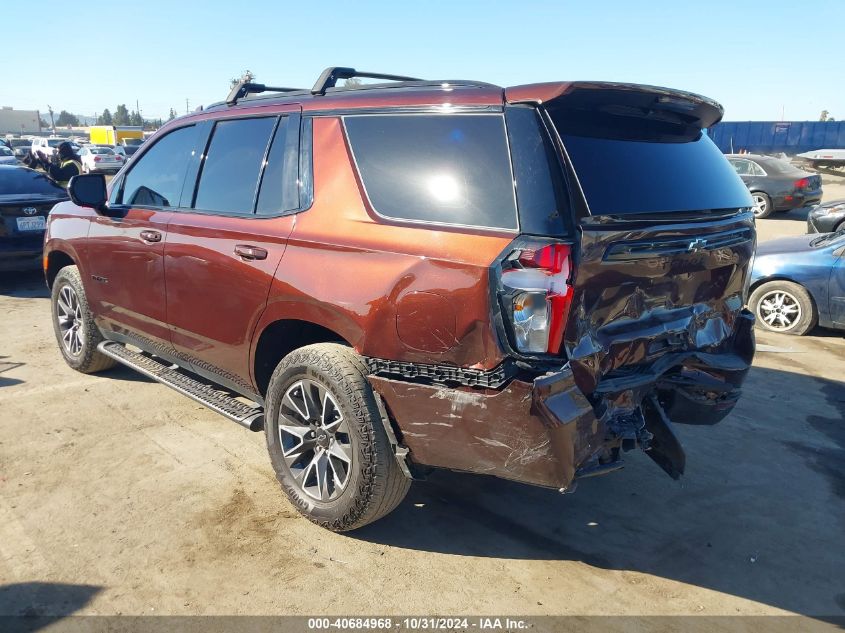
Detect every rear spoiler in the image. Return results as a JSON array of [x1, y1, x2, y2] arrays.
[[506, 81, 724, 131]]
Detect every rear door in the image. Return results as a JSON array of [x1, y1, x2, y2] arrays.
[[537, 86, 756, 414], [85, 123, 202, 350], [163, 108, 303, 395]]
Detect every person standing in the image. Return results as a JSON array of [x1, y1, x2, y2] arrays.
[[24, 141, 83, 187]]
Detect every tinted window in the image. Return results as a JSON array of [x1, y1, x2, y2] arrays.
[[121, 125, 198, 207], [47, 139, 65, 147], [0, 147, 12, 156], [193, 117, 276, 214], [505, 107, 571, 236], [0, 168, 67, 196], [344, 114, 518, 230], [256, 117, 299, 214], [552, 116, 752, 215]]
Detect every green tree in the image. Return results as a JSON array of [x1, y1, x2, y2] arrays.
[[97, 108, 113, 125], [129, 110, 143, 126], [168, 108, 177, 121], [113, 104, 130, 126], [56, 110, 79, 127], [39, 118, 49, 128]]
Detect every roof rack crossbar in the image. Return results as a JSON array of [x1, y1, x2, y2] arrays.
[[226, 81, 304, 106], [311, 67, 422, 95]]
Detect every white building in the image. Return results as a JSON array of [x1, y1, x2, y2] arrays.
[[0, 107, 42, 135]]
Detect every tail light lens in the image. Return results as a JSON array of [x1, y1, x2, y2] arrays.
[[794, 177, 809, 189], [93, 156, 101, 162], [499, 241, 574, 355]]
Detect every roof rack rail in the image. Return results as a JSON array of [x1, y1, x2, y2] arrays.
[[311, 67, 422, 96], [226, 81, 304, 106]]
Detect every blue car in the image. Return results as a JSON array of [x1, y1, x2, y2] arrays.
[[749, 230, 845, 335]]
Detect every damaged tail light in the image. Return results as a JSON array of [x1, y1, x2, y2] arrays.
[[500, 241, 574, 354]]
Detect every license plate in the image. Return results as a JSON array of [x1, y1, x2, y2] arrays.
[[16, 216, 46, 231]]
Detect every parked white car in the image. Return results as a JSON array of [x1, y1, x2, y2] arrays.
[[30, 137, 70, 157], [79, 146, 124, 173]]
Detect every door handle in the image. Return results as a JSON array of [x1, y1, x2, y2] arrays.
[[140, 230, 162, 243], [234, 244, 268, 261]]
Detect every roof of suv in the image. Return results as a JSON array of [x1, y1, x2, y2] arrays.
[[195, 67, 724, 127]]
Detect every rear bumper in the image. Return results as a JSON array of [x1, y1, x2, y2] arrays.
[[0, 242, 42, 271], [774, 190, 823, 211], [369, 310, 754, 491], [369, 366, 600, 490], [87, 163, 122, 172]]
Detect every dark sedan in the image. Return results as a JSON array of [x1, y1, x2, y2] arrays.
[[0, 165, 69, 272], [807, 198, 845, 234], [727, 154, 822, 218], [749, 230, 845, 335]]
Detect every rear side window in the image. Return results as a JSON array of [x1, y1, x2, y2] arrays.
[[344, 114, 518, 230], [193, 117, 276, 214], [548, 110, 752, 215], [121, 125, 198, 207], [256, 117, 299, 214]]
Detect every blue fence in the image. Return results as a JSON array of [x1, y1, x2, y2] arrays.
[[707, 120, 845, 155]]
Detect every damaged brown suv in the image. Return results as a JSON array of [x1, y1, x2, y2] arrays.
[[44, 68, 756, 531]]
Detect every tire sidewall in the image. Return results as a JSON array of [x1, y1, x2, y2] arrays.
[[265, 351, 373, 526], [750, 281, 815, 335], [51, 267, 93, 369], [752, 192, 773, 218]]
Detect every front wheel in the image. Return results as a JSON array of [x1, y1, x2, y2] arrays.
[[752, 192, 773, 218], [264, 343, 411, 531], [51, 265, 116, 372], [749, 280, 817, 335]]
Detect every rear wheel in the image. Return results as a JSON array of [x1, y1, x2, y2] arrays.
[[264, 343, 410, 531], [750, 280, 817, 335], [51, 265, 116, 373], [752, 192, 773, 218]]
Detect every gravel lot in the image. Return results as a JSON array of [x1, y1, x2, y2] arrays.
[[1, 172, 843, 625]]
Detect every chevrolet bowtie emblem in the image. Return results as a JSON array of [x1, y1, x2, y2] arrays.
[[688, 238, 708, 252]]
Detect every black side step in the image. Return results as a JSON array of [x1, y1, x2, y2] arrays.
[[97, 341, 264, 431]]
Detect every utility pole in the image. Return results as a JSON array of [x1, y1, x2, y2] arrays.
[[185, 98, 190, 114], [136, 99, 141, 124], [47, 105, 55, 133]]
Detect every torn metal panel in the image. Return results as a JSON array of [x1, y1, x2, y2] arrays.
[[564, 211, 756, 427], [368, 366, 602, 490]]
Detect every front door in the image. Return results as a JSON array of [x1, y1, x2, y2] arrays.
[[164, 110, 302, 394], [85, 122, 204, 351], [830, 246, 845, 328]]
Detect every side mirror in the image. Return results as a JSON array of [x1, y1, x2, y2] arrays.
[[68, 174, 108, 213]]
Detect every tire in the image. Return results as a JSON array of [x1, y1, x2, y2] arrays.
[[751, 192, 773, 218], [264, 343, 411, 531], [50, 265, 117, 373], [749, 280, 817, 335]]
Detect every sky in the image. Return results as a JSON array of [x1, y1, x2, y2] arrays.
[[1, 0, 842, 122]]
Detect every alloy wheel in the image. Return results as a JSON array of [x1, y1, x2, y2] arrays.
[[752, 194, 768, 216], [278, 379, 353, 502], [757, 290, 801, 331], [56, 284, 85, 356]]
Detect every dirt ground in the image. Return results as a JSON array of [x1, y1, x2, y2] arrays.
[[1, 173, 844, 623]]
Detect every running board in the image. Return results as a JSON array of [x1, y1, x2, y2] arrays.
[[97, 341, 264, 431]]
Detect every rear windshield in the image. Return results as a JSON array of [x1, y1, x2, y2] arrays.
[[47, 139, 65, 147], [0, 168, 67, 195], [344, 114, 518, 230], [90, 147, 114, 155], [548, 112, 752, 215]]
